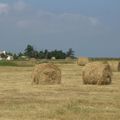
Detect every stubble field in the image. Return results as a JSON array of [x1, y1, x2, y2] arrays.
[[0, 62, 120, 120]]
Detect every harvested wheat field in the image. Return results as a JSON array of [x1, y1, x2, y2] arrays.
[[0, 62, 120, 120]]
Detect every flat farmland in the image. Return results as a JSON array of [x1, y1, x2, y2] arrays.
[[0, 63, 120, 120]]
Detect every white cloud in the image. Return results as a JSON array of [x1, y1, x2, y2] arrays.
[[88, 17, 99, 26], [15, 11, 100, 34], [37, 11, 100, 27], [37, 10, 55, 17], [13, 0, 27, 11], [16, 20, 32, 28], [0, 1, 27, 16], [0, 3, 10, 14], [0, 3, 100, 34]]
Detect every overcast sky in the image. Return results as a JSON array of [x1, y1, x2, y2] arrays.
[[0, 0, 120, 57]]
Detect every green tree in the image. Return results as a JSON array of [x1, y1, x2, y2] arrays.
[[44, 49, 48, 59], [13, 53, 18, 59], [66, 48, 74, 58], [33, 50, 39, 58], [38, 51, 45, 59], [45, 49, 66, 59], [24, 44, 35, 58]]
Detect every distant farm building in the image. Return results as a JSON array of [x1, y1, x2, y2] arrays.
[[0, 51, 14, 61], [6, 55, 14, 61], [0, 51, 7, 60]]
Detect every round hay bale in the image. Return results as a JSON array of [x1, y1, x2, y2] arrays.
[[30, 58, 37, 62], [82, 62, 112, 85], [65, 57, 72, 61], [51, 57, 56, 60], [108, 61, 120, 72], [65, 57, 73, 63], [32, 63, 61, 85], [77, 57, 89, 66]]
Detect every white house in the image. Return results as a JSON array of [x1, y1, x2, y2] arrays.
[[0, 51, 6, 60], [0, 51, 14, 61], [6, 55, 14, 61], [0, 51, 6, 55], [0, 57, 3, 60]]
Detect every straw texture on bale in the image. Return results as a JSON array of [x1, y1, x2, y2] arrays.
[[82, 62, 112, 85], [32, 63, 61, 84], [108, 61, 120, 72], [65, 57, 72, 61], [77, 57, 89, 66], [51, 57, 56, 60]]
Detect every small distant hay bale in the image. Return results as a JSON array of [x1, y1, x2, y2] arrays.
[[65, 57, 72, 61], [30, 58, 37, 62], [77, 57, 89, 66], [82, 62, 112, 85], [108, 61, 120, 72], [51, 57, 56, 60], [32, 63, 61, 85], [65, 57, 73, 63]]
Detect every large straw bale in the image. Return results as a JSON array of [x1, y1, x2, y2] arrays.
[[82, 62, 112, 85], [77, 57, 89, 66], [32, 63, 61, 84], [108, 61, 120, 72]]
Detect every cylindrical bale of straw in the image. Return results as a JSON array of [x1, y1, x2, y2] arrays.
[[77, 57, 89, 66], [32, 63, 61, 85], [108, 61, 120, 72], [82, 62, 112, 85]]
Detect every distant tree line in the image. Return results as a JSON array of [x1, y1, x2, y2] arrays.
[[8, 44, 75, 60], [90, 57, 120, 61], [5, 45, 120, 60]]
